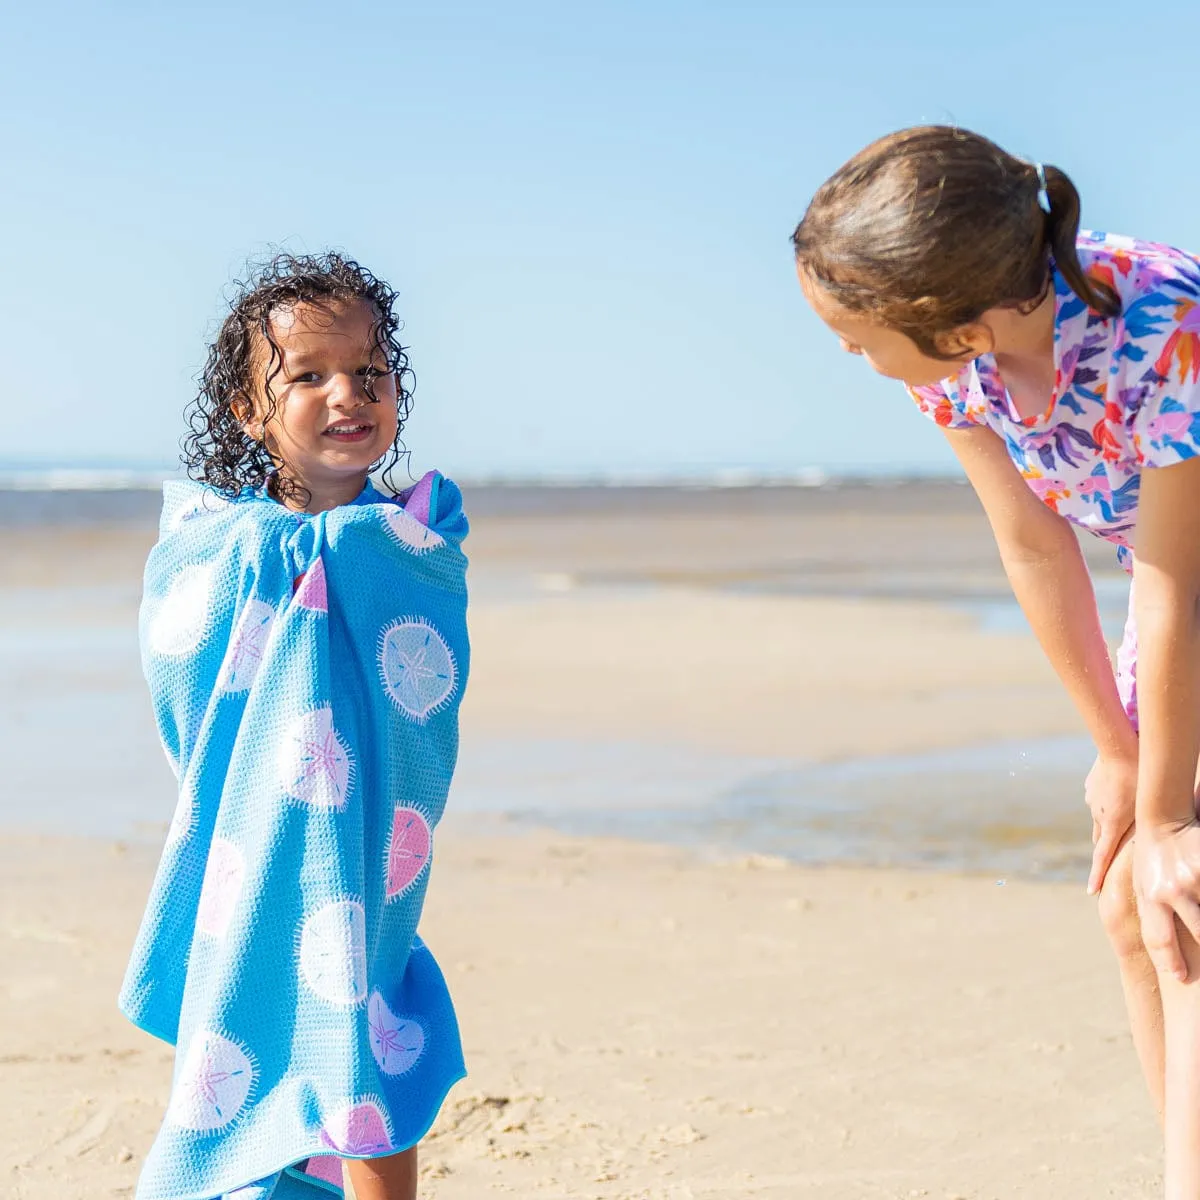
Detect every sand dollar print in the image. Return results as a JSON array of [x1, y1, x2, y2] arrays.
[[299, 899, 368, 1006], [293, 555, 328, 612], [385, 806, 432, 900], [218, 599, 276, 693], [278, 707, 354, 810], [382, 506, 445, 554], [319, 1097, 393, 1157], [149, 564, 214, 657], [195, 837, 245, 939], [378, 619, 457, 721], [164, 788, 195, 848], [225, 1182, 273, 1200], [168, 1030, 255, 1132], [368, 991, 426, 1076], [166, 489, 231, 532]]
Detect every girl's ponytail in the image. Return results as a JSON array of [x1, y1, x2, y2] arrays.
[[1040, 164, 1121, 318], [793, 127, 1121, 355]]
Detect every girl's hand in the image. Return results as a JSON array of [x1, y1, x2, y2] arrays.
[[1134, 820, 1200, 982], [1086, 752, 1139, 895]]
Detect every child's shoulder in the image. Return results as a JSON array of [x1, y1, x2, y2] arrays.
[[1077, 230, 1200, 304]]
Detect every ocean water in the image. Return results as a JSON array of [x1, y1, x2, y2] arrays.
[[453, 736, 1095, 882], [0, 582, 1096, 882]]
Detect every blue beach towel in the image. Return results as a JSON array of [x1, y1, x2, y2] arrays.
[[120, 472, 470, 1200]]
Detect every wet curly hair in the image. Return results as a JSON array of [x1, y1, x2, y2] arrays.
[[183, 251, 415, 503]]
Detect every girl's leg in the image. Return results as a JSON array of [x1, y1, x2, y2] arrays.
[[1159, 930, 1200, 1200], [1097, 837, 1165, 1117], [343, 1147, 418, 1200]]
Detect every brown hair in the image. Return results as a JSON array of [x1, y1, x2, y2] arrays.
[[792, 125, 1120, 359]]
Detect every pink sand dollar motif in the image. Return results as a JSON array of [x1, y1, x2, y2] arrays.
[[378, 619, 457, 721], [368, 991, 426, 1075], [219, 599, 277, 693], [168, 1030, 255, 1132], [149, 564, 214, 656], [195, 837, 246, 938], [319, 1097, 393, 1157], [299, 899, 368, 1005], [294, 556, 328, 612], [382, 506, 445, 554], [278, 707, 353, 810], [385, 806, 432, 899]]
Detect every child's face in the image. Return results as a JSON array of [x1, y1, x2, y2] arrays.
[[798, 268, 982, 389], [246, 298, 399, 508]]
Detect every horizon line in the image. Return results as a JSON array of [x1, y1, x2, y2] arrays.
[[0, 463, 968, 492]]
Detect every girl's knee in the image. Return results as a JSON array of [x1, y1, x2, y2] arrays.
[[1096, 848, 1144, 958]]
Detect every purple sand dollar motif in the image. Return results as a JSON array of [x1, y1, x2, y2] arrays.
[[385, 807, 431, 899], [301, 1156, 344, 1186], [368, 992, 426, 1075], [378, 619, 456, 720], [319, 1098, 393, 1157]]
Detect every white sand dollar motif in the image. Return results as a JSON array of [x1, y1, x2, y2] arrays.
[[278, 707, 353, 810], [378, 619, 457, 720], [219, 599, 276, 693], [165, 786, 195, 848], [159, 734, 180, 780], [382, 506, 445, 554], [225, 1185, 271, 1200], [368, 991, 426, 1076], [299, 899, 368, 1005], [167, 489, 232, 532], [168, 1030, 255, 1131], [195, 837, 245, 938], [149, 565, 214, 656]]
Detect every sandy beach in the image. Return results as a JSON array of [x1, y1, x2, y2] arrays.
[[0, 484, 1161, 1197]]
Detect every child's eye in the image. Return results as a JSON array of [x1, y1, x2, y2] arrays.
[[292, 372, 321, 384]]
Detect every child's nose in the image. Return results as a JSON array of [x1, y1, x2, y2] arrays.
[[330, 373, 366, 406]]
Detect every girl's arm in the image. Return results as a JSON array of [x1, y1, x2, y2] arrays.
[[945, 426, 1136, 756], [1129, 456, 1200, 980], [944, 426, 1139, 889]]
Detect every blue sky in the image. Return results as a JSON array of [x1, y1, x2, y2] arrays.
[[3, 0, 1199, 479]]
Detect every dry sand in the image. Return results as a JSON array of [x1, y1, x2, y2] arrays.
[[0, 493, 1161, 1197]]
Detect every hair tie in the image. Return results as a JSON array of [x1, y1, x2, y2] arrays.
[[1033, 162, 1051, 214]]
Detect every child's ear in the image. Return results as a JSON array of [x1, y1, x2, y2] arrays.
[[231, 393, 264, 441]]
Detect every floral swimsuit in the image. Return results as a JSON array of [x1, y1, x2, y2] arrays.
[[910, 231, 1200, 725]]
